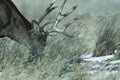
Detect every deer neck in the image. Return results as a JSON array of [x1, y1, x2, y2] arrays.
[[0, 0, 32, 48]]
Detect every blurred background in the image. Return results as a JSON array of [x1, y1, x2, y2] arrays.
[[12, 0, 120, 21]]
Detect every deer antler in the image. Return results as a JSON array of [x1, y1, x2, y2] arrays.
[[32, 0, 79, 37], [48, 0, 79, 37]]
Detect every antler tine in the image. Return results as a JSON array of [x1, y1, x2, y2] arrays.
[[53, 0, 67, 29], [61, 5, 78, 18], [64, 17, 80, 31], [63, 17, 80, 36], [38, 0, 57, 25]]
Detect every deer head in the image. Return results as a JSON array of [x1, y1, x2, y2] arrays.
[[0, 0, 79, 61]]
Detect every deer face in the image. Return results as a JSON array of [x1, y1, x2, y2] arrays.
[[28, 21, 48, 59]]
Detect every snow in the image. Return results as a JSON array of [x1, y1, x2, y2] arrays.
[[63, 52, 120, 80], [82, 54, 115, 62]]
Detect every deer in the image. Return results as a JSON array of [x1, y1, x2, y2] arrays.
[[0, 0, 79, 62]]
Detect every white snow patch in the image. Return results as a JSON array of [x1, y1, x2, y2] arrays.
[[80, 52, 93, 59], [83, 54, 115, 62]]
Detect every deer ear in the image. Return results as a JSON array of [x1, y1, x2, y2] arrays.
[[32, 20, 40, 33]]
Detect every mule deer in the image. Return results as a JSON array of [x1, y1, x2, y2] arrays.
[[0, 0, 79, 61]]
